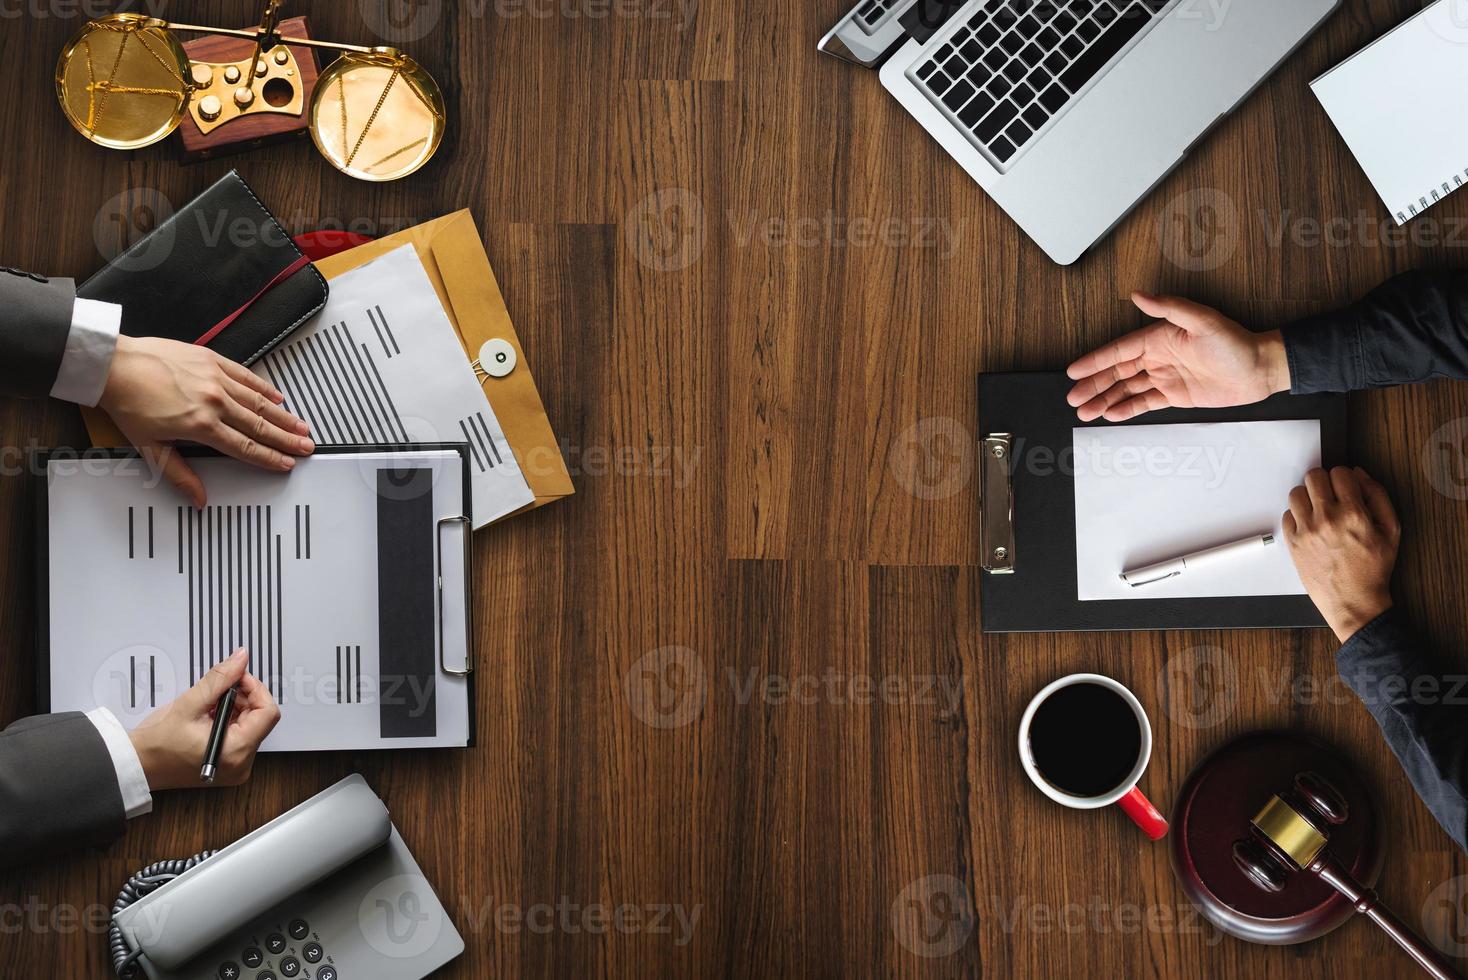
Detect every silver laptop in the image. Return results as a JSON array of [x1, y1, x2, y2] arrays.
[[822, 0, 1340, 264]]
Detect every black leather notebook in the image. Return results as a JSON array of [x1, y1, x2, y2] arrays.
[[80, 170, 328, 365], [978, 372, 1348, 632]]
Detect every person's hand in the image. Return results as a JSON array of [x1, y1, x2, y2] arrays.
[[1066, 292, 1291, 422], [98, 336, 315, 507], [128, 648, 281, 790], [1283, 467, 1400, 643]]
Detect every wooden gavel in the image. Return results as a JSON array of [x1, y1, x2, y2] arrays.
[[1232, 771, 1463, 980]]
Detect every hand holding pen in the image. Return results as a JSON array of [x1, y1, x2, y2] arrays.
[[127, 649, 282, 791]]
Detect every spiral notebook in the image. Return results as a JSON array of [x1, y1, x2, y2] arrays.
[[1311, 0, 1468, 225]]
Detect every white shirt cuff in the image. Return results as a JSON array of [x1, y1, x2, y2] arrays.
[[49, 298, 121, 407], [85, 707, 153, 820]]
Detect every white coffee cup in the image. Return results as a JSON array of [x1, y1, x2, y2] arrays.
[[1017, 673, 1168, 839]]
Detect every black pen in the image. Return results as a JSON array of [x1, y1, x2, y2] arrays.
[[200, 686, 237, 783]]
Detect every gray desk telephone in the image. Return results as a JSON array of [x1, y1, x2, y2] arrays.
[[110, 775, 464, 980]]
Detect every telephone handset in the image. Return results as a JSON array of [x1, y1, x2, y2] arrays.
[[111, 774, 463, 980]]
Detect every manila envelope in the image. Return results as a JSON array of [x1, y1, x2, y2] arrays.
[[82, 209, 573, 519]]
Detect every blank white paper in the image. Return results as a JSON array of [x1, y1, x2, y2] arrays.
[[1072, 420, 1321, 601], [254, 244, 534, 528], [1311, 0, 1468, 224], [46, 450, 471, 752]]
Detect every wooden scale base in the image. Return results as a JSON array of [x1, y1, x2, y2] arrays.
[[178, 15, 320, 162], [1169, 730, 1383, 945]]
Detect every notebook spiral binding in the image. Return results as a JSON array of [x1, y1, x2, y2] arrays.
[[1397, 167, 1468, 224]]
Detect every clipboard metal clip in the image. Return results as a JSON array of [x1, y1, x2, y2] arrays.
[[980, 433, 1015, 574], [436, 515, 474, 677]]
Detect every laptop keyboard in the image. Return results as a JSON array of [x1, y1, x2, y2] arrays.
[[910, 0, 1171, 166], [855, 0, 905, 32]]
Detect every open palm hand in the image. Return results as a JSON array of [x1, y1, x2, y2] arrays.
[[1066, 293, 1290, 422]]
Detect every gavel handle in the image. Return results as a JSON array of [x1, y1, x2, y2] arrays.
[[1313, 856, 1464, 980]]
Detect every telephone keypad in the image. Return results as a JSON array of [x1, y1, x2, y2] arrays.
[[216, 915, 333, 980]]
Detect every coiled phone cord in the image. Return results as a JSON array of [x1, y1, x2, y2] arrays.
[[107, 850, 218, 978]]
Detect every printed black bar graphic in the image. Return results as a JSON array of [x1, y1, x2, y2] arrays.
[[330, 323, 389, 441], [176, 507, 183, 572], [465, 415, 491, 468], [187, 508, 196, 686], [280, 344, 330, 442], [359, 343, 409, 440], [347, 329, 406, 442], [376, 304, 400, 355], [128, 507, 134, 559], [206, 507, 214, 677], [276, 347, 327, 442], [236, 505, 245, 653], [336, 646, 342, 704], [473, 412, 504, 466], [197, 507, 205, 684], [377, 467, 437, 737], [266, 509, 275, 700], [316, 329, 368, 441], [257, 506, 266, 699], [217, 505, 225, 666], [302, 339, 355, 442], [305, 505, 312, 559], [295, 506, 301, 560], [245, 507, 254, 662], [368, 306, 393, 358], [356, 646, 362, 704], [323, 323, 378, 440], [149, 655, 156, 707], [226, 506, 234, 656], [287, 345, 343, 443], [468, 414, 494, 468], [275, 533, 284, 705], [129, 656, 136, 709], [344, 645, 352, 704], [458, 419, 485, 472], [148, 507, 154, 559]]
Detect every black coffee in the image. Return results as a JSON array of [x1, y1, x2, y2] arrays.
[[1027, 682, 1142, 798]]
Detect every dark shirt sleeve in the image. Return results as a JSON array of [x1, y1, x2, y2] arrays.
[[1282, 269, 1468, 393], [1335, 608, 1468, 853]]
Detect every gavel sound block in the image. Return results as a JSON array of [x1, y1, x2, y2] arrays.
[[177, 16, 320, 162], [1171, 731, 1463, 978]]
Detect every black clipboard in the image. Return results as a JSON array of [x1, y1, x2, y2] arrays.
[[978, 373, 1348, 632], [33, 443, 478, 747]]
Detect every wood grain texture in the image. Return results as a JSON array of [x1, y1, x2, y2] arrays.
[[3, 1, 1468, 977]]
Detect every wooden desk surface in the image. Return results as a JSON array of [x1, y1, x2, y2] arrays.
[[3, 1, 1468, 976]]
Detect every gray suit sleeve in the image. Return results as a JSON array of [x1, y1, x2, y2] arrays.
[[0, 267, 77, 399], [0, 712, 126, 869]]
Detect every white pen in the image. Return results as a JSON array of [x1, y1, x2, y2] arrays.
[[1120, 532, 1275, 587]]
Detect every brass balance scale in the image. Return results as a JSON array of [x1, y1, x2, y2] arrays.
[[54, 0, 446, 181]]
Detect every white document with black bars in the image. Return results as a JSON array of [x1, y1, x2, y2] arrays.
[[43, 449, 472, 751], [253, 244, 534, 529]]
